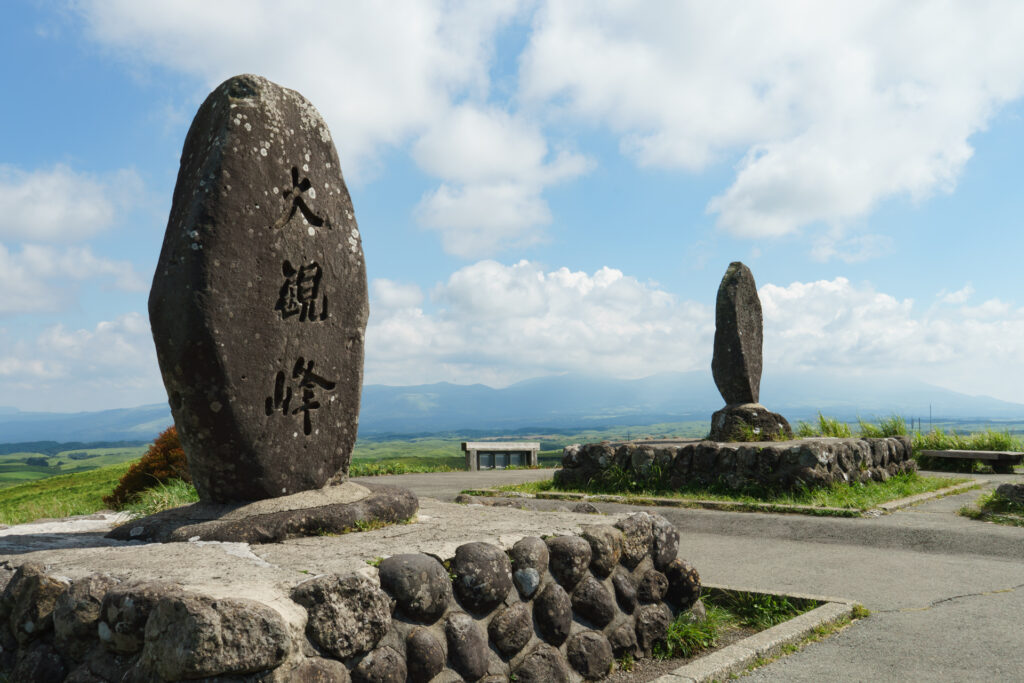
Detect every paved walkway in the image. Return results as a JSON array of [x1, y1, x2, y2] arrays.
[[361, 469, 1024, 682]]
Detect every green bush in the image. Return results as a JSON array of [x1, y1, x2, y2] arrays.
[[103, 426, 190, 510]]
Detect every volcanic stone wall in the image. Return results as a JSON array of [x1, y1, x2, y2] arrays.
[[556, 436, 916, 491], [0, 512, 701, 682]]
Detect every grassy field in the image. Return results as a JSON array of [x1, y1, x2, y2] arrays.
[[0, 446, 147, 489], [0, 462, 132, 525]]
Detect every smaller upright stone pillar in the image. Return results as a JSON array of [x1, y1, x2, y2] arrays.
[[708, 262, 791, 442]]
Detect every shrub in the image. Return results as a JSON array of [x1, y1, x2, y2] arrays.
[[102, 426, 190, 510]]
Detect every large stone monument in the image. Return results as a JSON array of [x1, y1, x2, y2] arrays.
[[112, 74, 416, 542], [708, 262, 791, 441]]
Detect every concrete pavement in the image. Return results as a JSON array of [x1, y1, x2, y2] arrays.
[[376, 468, 1024, 682]]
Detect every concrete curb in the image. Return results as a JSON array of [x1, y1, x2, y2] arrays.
[[873, 479, 982, 513], [654, 585, 857, 683], [463, 478, 982, 518]]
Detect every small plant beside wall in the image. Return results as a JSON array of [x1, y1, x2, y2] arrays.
[[103, 426, 191, 510], [959, 487, 1024, 528]]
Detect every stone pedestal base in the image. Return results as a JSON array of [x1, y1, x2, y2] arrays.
[[708, 403, 792, 442], [106, 482, 418, 544]]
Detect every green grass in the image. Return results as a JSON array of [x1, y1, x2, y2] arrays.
[[653, 589, 822, 660], [121, 477, 200, 519], [653, 602, 732, 659], [796, 413, 854, 438], [0, 446, 147, 489], [349, 457, 460, 476], [709, 589, 818, 630], [496, 469, 968, 512], [958, 490, 1024, 527], [0, 462, 132, 525]]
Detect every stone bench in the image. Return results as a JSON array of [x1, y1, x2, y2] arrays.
[[918, 450, 1023, 473]]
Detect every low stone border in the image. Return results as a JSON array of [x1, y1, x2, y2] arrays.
[[462, 478, 981, 518], [653, 585, 857, 683], [873, 479, 981, 512]]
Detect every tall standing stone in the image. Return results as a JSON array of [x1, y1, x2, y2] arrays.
[[150, 74, 367, 502], [711, 262, 762, 405], [708, 262, 791, 441]]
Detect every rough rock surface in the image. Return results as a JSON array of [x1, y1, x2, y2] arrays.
[[106, 481, 418, 544], [378, 553, 451, 623], [445, 612, 489, 681], [546, 535, 592, 588], [571, 576, 616, 627], [53, 575, 120, 662], [136, 593, 290, 680], [405, 628, 444, 683], [98, 582, 181, 655], [513, 644, 572, 683], [450, 542, 513, 614], [150, 73, 369, 502], [634, 603, 673, 655], [1, 563, 68, 646], [534, 582, 573, 645], [996, 483, 1024, 507], [611, 568, 638, 614], [580, 524, 623, 577], [637, 570, 669, 603], [650, 515, 680, 570], [510, 536, 548, 599], [352, 645, 406, 683], [566, 630, 614, 680], [607, 619, 639, 657], [711, 261, 763, 405], [488, 603, 532, 657], [616, 513, 653, 569], [665, 558, 702, 610], [708, 403, 793, 442], [291, 574, 390, 659], [557, 436, 915, 491]]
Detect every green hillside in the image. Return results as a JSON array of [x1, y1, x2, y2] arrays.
[[0, 446, 147, 489], [0, 462, 132, 525]]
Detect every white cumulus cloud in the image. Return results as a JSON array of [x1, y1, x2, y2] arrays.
[[76, 0, 523, 180], [0, 313, 163, 411], [0, 164, 140, 242], [367, 260, 712, 386], [0, 244, 147, 314], [521, 1, 1024, 242]]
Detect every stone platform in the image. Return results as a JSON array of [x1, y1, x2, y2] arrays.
[[0, 500, 701, 682], [105, 482, 418, 544], [556, 436, 917, 490]]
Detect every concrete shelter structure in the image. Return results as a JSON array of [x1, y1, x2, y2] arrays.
[[461, 442, 540, 471]]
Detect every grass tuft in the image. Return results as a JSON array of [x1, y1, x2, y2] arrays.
[[653, 603, 731, 659], [710, 589, 818, 630], [121, 477, 199, 519], [958, 490, 1024, 527]]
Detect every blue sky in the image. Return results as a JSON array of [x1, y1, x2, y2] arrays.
[[3, 1, 1024, 413]]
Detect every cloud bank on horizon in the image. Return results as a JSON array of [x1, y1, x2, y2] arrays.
[[2, 0, 1024, 413]]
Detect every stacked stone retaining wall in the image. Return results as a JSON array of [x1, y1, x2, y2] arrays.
[[0, 512, 700, 682], [556, 436, 916, 490]]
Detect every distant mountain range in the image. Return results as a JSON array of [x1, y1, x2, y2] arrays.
[[2, 371, 1022, 444]]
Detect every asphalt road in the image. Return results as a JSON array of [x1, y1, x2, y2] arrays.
[[358, 468, 1024, 682]]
